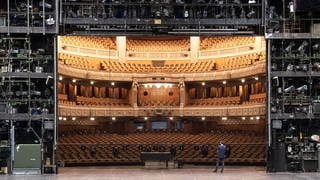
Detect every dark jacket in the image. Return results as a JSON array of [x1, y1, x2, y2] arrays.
[[217, 144, 226, 159]]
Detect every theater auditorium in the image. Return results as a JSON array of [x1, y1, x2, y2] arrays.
[[0, 0, 320, 179]]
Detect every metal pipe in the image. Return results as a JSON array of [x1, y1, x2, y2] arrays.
[[43, 0, 45, 34], [53, 35, 58, 172]]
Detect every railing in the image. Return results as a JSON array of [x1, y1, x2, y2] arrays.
[[60, 43, 119, 59], [58, 103, 266, 117], [59, 43, 257, 61], [58, 60, 266, 82]]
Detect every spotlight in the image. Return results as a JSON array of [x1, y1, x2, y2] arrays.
[[63, 117, 67, 121], [296, 85, 308, 93], [112, 117, 116, 121], [201, 117, 206, 120], [254, 77, 259, 81], [201, 82, 206, 86], [39, 1, 52, 9], [90, 117, 95, 121], [72, 117, 76, 121], [256, 116, 260, 120], [144, 117, 148, 120], [169, 117, 174, 120], [221, 117, 227, 120], [298, 41, 308, 55], [247, 9, 256, 18], [59, 76, 63, 81], [313, 43, 319, 51], [58, 117, 63, 121], [248, 0, 256, 4], [111, 82, 115, 86], [269, 6, 279, 19], [90, 81, 94, 85], [286, 64, 294, 71], [233, 0, 240, 4], [46, 16, 55, 25], [283, 85, 295, 93], [72, 79, 76, 83], [271, 63, 277, 71], [242, 117, 246, 120], [241, 79, 245, 83], [285, 42, 295, 53], [222, 81, 227, 85]]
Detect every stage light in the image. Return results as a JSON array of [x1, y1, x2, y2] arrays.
[[90, 81, 94, 85], [112, 117, 116, 121], [72, 79, 76, 83], [242, 117, 246, 120], [313, 43, 319, 51], [286, 64, 294, 71], [90, 117, 95, 121], [271, 63, 277, 71], [222, 81, 226, 85], [285, 42, 295, 53], [288, 1, 295, 13], [201, 82, 206, 86], [296, 85, 308, 93], [283, 85, 295, 93], [269, 6, 279, 19], [247, 9, 256, 18], [298, 41, 308, 55], [58, 117, 63, 121], [222, 117, 227, 120], [72, 117, 76, 121], [46, 16, 55, 25], [201, 117, 206, 120], [39, 1, 52, 9], [111, 82, 115, 86], [272, 77, 279, 87], [63, 117, 67, 121], [169, 117, 174, 120], [233, 0, 240, 4], [144, 117, 148, 120], [59, 76, 63, 81]]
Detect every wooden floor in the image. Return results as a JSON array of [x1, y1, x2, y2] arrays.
[[1, 166, 320, 180]]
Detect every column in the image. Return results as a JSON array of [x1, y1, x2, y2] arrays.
[[179, 80, 185, 108], [132, 81, 138, 108]]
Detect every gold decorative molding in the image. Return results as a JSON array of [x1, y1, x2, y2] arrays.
[[59, 62, 265, 82], [58, 104, 265, 117]]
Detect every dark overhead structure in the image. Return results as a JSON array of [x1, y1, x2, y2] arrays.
[[60, 0, 264, 35]]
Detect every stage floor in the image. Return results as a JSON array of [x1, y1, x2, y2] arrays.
[[1, 166, 320, 180]]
